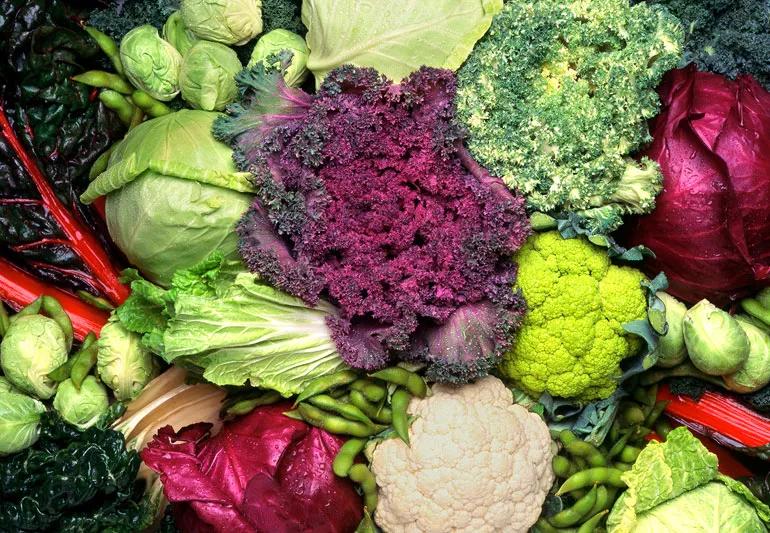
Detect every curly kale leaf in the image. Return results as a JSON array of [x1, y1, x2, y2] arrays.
[[456, 0, 684, 231], [88, 0, 179, 40], [646, 0, 770, 89], [0, 412, 152, 533], [262, 0, 304, 34]]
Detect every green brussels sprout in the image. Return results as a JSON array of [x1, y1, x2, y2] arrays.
[[163, 10, 200, 56], [723, 316, 770, 393], [180, 41, 242, 111], [0, 315, 68, 399], [0, 376, 19, 394], [683, 299, 750, 376], [248, 29, 310, 87], [97, 317, 157, 401], [120, 25, 183, 101], [52, 376, 109, 429], [0, 391, 46, 455], [655, 292, 688, 368], [181, 0, 262, 45]]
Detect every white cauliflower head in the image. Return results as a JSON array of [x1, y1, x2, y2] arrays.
[[370, 376, 554, 533]]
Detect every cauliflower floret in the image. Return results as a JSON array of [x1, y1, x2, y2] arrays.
[[499, 231, 647, 401], [370, 376, 554, 533]]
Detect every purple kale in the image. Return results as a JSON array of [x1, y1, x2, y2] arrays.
[[214, 63, 531, 381]]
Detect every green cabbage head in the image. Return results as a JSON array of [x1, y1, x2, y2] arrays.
[[248, 29, 309, 87], [120, 25, 183, 101], [0, 315, 68, 399], [0, 391, 46, 455], [80, 110, 255, 285], [181, 0, 262, 45], [97, 316, 157, 401], [163, 11, 200, 56], [180, 41, 242, 111], [52, 376, 109, 429]]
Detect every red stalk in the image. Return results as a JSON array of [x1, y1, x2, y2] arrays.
[[0, 257, 109, 339], [0, 103, 129, 304]]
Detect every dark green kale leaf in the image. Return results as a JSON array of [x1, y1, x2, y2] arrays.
[[0, 411, 152, 533], [88, 0, 179, 40], [262, 0, 304, 35]]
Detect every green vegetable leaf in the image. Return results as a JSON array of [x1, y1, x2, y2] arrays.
[[718, 474, 770, 525], [302, 0, 503, 84]]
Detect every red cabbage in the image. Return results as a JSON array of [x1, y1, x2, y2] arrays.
[[624, 66, 770, 305], [141, 403, 362, 533]]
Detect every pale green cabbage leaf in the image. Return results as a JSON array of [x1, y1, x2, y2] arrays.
[[301, 0, 503, 84]]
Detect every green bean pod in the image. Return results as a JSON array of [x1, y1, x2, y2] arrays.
[[558, 429, 578, 447], [348, 464, 378, 511], [607, 428, 634, 460], [307, 394, 373, 425], [552, 455, 573, 478], [72, 71, 133, 94], [0, 303, 9, 337], [618, 446, 642, 464], [585, 485, 616, 518], [556, 467, 626, 494], [349, 390, 393, 423], [70, 342, 99, 389], [294, 370, 360, 405], [48, 332, 97, 383], [565, 440, 606, 467], [332, 438, 366, 477], [226, 390, 283, 416], [549, 485, 598, 527], [84, 26, 125, 76], [297, 403, 386, 438], [132, 90, 173, 117], [99, 90, 136, 125], [369, 367, 428, 398], [391, 389, 412, 445], [350, 379, 387, 402], [577, 510, 609, 533]]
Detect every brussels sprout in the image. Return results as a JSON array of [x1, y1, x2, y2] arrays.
[[683, 299, 750, 376], [163, 10, 199, 56], [723, 316, 770, 393], [0, 315, 68, 399], [248, 29, 310, 87], [0, 376, 19, 394], [97, 317, 157, 401], [180, 41, 242, 111], [81, 110, 253, 285], [52, 376, 109, 429], [181, 0, 262, 45], [655, 292, 688, 368], [120, 25, 183, 101], [0, 391, 46, 455]]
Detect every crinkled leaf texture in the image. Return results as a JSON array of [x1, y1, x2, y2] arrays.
[[116, 253, 348, 396], [214, 64, 530, 382], [301, 0, 503, 84], [624, 66, 770, 305], [141, 403, 363, 533]]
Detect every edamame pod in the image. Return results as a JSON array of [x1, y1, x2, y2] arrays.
[[297, 403, 386, 437], [556, 467, 626, 494], [391, 389, 412, 445], [132, 90, 173, 117], [577, 510, 609, 533], [565, 440, 606, 467], [84, 26, 125, 76], [332, 438, 366, 477], [349, 464, 378, 511], [294, 370, 360, 405], [99, 90, 135, 125], [548, 485, 598, 527], [552, 455, 572, 478], [349, 390, 393, 423], [73, 71, 133, 94], [308, 394, 373, 425], [369, 367, 428, 398], [350, 379, 387, 402]]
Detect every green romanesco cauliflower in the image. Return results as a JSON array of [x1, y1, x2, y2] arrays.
[[499, 231, 647, 401], [456, 0, 684, 232]]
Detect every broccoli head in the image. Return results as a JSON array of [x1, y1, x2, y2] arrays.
[[456, 0, 684, 232], [644, 0, 770, 89], [499, 231, 647, 401]]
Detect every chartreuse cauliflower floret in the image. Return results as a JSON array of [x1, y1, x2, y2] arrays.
[[370, 376, 554, 533], [499, 231, 647, 400]]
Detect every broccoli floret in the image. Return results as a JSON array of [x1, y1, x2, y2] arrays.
[[88, 0, 178, 40], [262, 0, 304, 35], [498, 231, 648, 401], [646, 0, 770, 89], [456, 0, 684, 231]]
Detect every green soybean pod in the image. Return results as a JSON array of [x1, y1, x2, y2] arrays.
[[549, 485, 598, 527], [294, 370, 360, 405], [532, 519, 561, 533], [89, 148, 112, 180], [613, 462, 633, 472], [47, 332, 97, 382], [552, 455, 572, 478], [585, 485, 610, 518], [369, 367, 428, 398], [655, 420, 672, 440], [41, 295, 74, 350], [644, 400, 670, 427], [349, 464, 378, 511], [565, 440, 606, 467], [84, 26, 125, 76], [618, 446, 642, 464], [350, 379, 387, 402], [349, 390, 393, 424], [607, 428, 634, 460], [355, 509, 378, 533], [0, 302, 9, 337], [132, 90, 173, 117], [558, 429, 578, 447], [226, 390, 282, 416], [72, 71, 133, 94], [391, 389, 412, 445], [577, 510, 609, 533], [556, 468, 626, 494], [70, 342, 98, 389], [621, 405, 646, 426], [297, 403, 385, 438], [99, 90, 135, 125], [308, 394, 373, 425], [332, 438, 366, 477]]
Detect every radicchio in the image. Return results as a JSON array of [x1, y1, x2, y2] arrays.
[[141, 403, 363, 533], [624, 66, 770, 305], [215, 64, 530, 382]]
